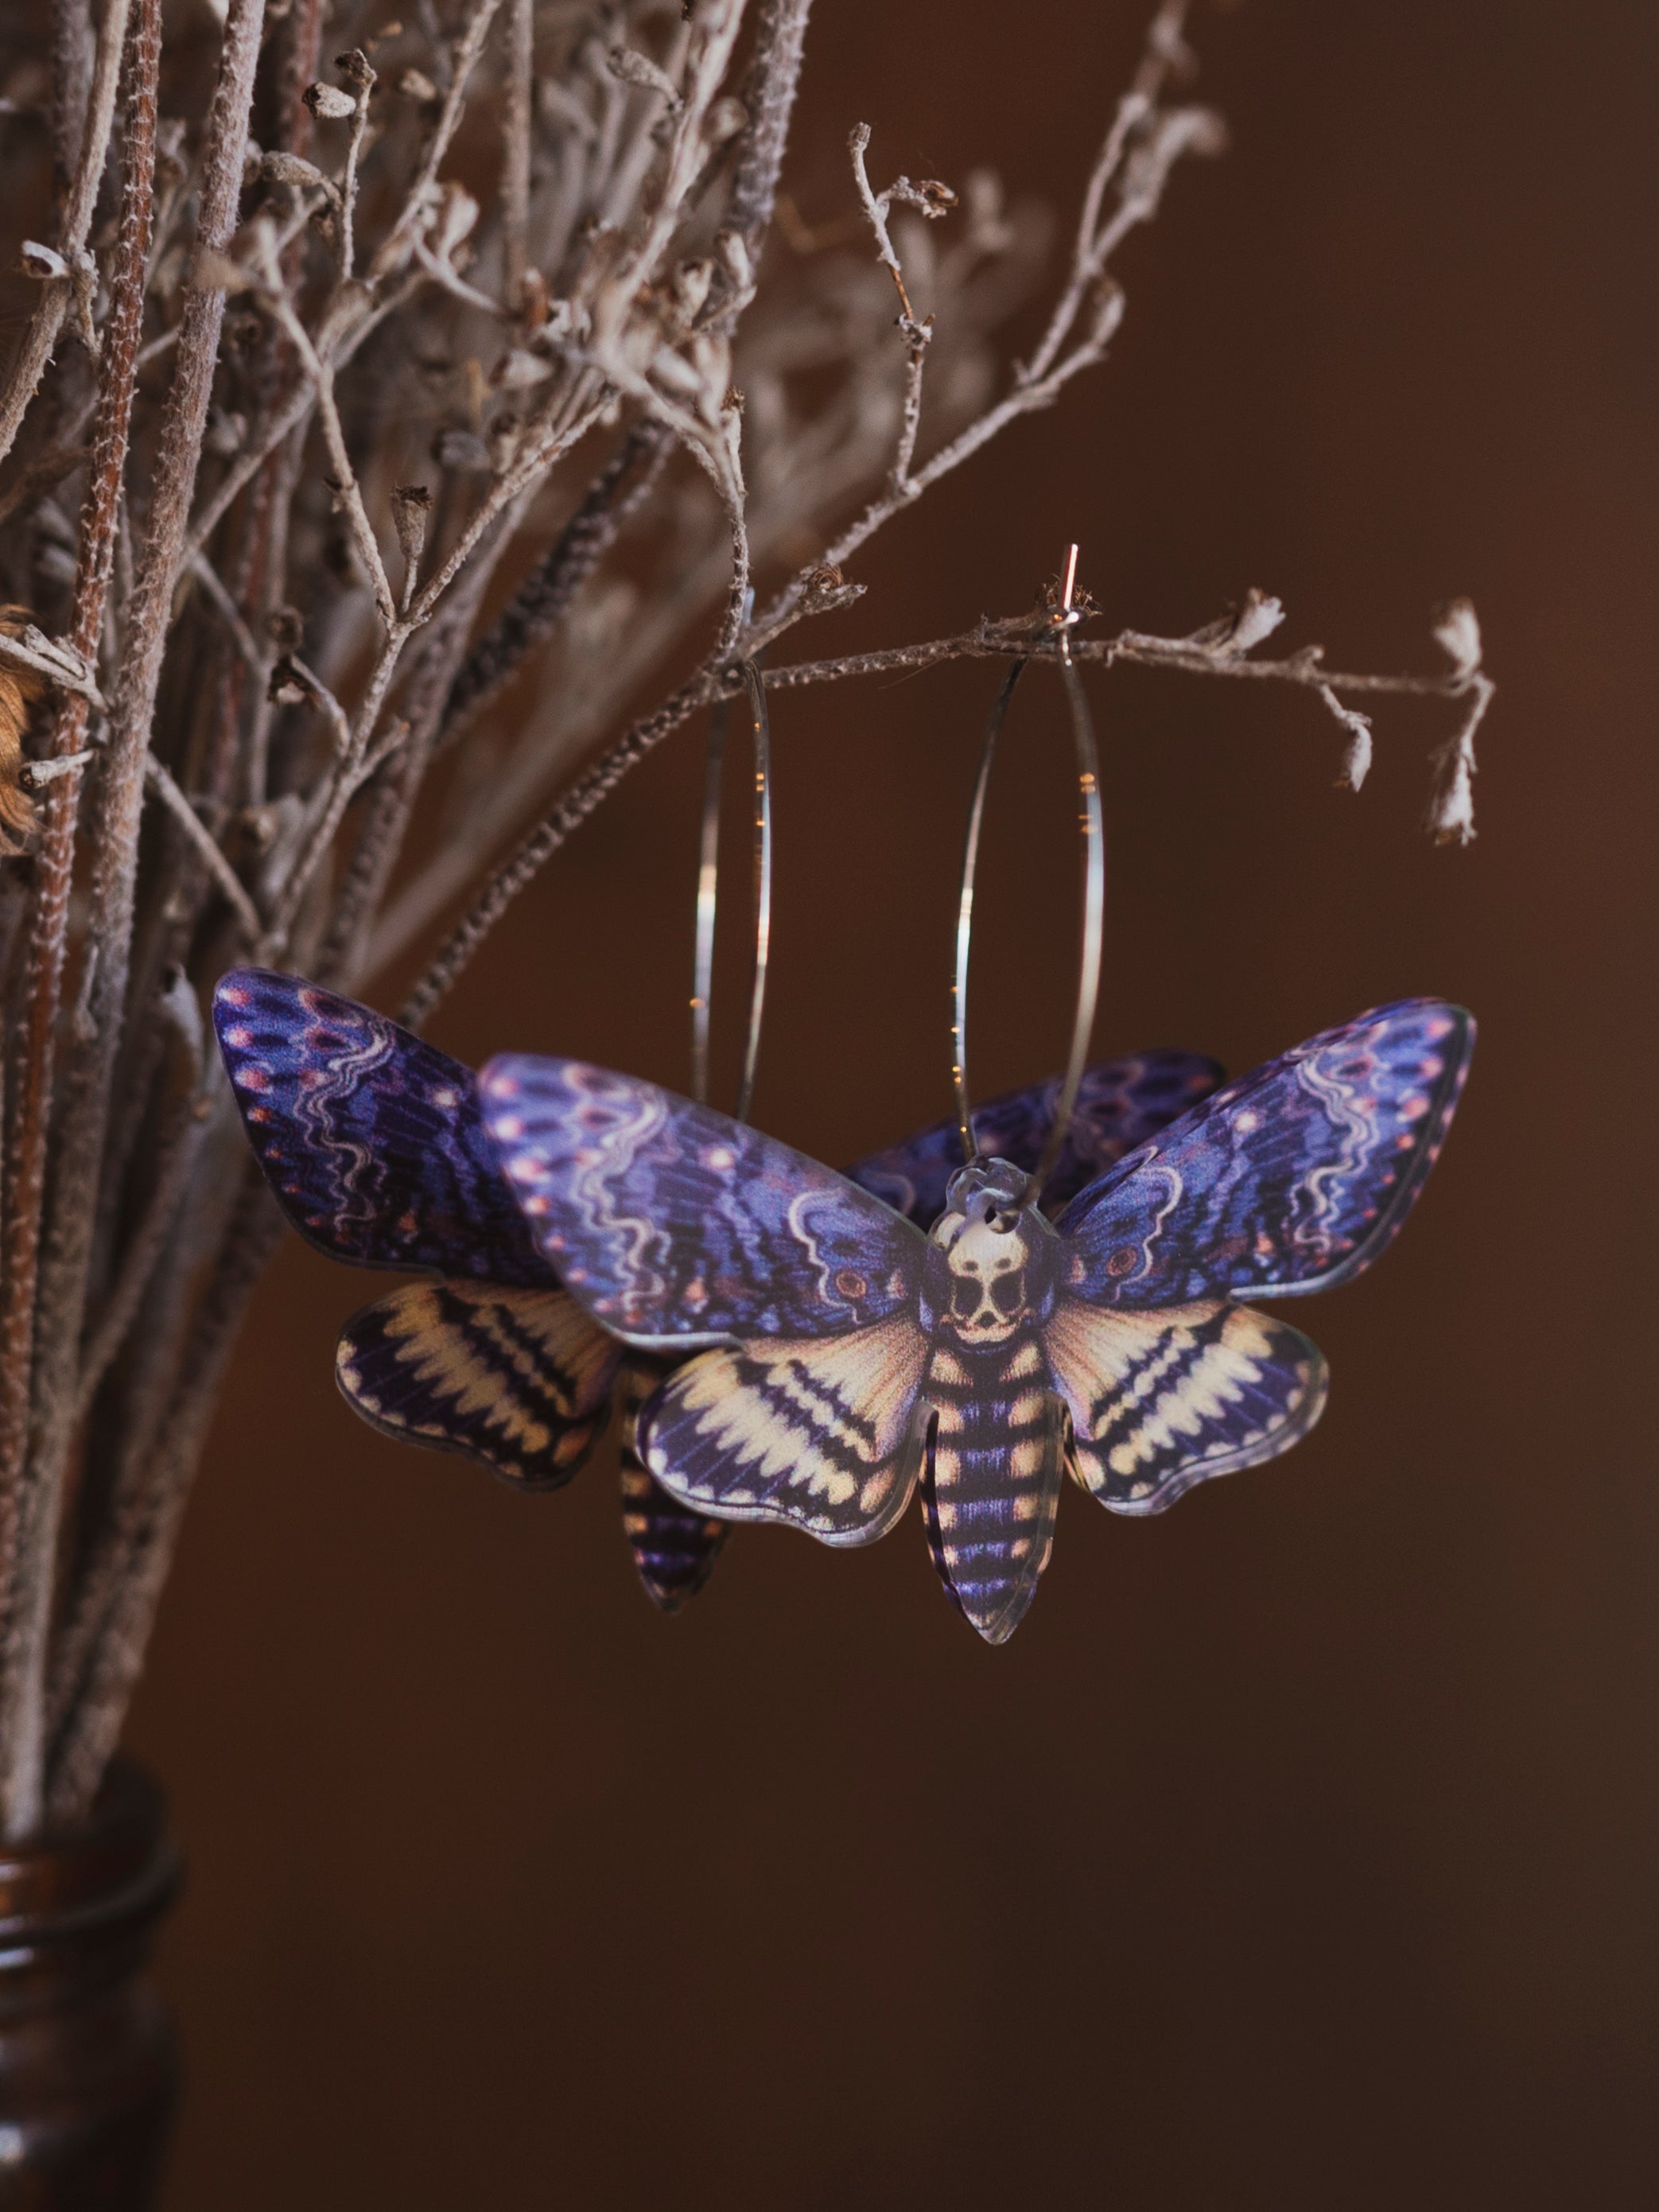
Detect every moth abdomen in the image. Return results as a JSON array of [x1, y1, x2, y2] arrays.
[[921, 1334, 1065, 1642]]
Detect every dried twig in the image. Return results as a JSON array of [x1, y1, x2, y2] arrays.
[[0, 0, 134, 471], [0, 0, 162, 1840]]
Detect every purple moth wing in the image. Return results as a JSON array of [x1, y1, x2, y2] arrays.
[[845, 1049, 1226, 1228], [1043, 1296, 1328, 1516], [1055, 1000, 1474, 1307], [479, 1055, 927, 1346], [335, 1281, 620, 1487], [215, 969, 551, 1286]]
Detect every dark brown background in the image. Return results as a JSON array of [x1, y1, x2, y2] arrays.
[[132, 2, 1657, 2203]]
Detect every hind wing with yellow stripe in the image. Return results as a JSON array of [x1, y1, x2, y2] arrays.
[[336, 1281, 622, 1488], [1044, 1296, 1327, 1515], [637, 1310, 932, 1545]]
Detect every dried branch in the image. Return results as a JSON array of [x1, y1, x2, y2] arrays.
[[438, 422, 670, 749], [142, 757, 263, 945], [0, 0, 161, 1841], [0, 0, 133, 471], [501, 0, 534, 309], [728, 0, 814, 248], [12, 0, 266, 1837], [396, 592, 1490, 1030]]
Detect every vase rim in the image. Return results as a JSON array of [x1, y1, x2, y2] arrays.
[[0, 1760, 179, 1953]]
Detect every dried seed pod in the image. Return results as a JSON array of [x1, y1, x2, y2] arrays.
[[1432, 598, 1482, 678], [606, 45, 682, 110], [334, 48, 376, 92], [302, 80, 357, 121], [390, 484, 433, 576]]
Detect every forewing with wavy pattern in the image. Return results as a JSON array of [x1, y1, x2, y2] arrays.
[[1057, 1000, 1473, 1307], [480, 1055, 926, 1345], [216, 968, 550, 1285]]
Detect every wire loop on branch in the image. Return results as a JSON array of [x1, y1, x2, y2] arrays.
[[690, 658, 772, 1126], [952, 548, 1104, 1206]]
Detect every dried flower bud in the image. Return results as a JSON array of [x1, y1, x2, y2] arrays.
[[334, 48, 376, 91], [266, 656, 307, 706], [491, 348, 554, 390], [1320, 688, 1373, 791], [261, 149, 337, 200], [302, 80, 357, 121], [607, 45, 682, 109], [19, 241, 69, 280], [1427, 740, 1477, 846], [1431, 597, 1482, 678], [703, 95, 748, 145], [1224, 589, 1285, 655], [1339, 724, 1373, 791], [390, 484, 433, 575], [397, 66, 438, 102]]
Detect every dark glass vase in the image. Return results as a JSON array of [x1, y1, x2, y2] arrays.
[[0, 1763, 181, 2210]]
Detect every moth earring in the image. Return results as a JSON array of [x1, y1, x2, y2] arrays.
[[481, 549, 1475, 1644], [925, 545, 1108, 1629], [210, 658, 775, 1615]]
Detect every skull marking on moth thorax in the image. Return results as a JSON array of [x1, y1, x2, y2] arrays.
[[927, 1156, 1056, 1349]]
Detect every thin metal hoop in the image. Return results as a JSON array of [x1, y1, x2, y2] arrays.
[[690, 659, 772, 1125], [951, 547, 1105, 1205]]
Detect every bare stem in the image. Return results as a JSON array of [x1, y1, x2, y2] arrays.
[[17, 0, 269, 1840], [0, 0, 134, 471], [0, 0, 161, 1841]]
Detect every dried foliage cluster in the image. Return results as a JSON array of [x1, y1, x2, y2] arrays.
[[0, 0, 1490, 1841]]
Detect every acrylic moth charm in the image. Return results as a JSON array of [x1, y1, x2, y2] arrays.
[[213, 968, 721, 1611], [214, 968, 1220, 1614], [480, 1000, 1473, 1644]]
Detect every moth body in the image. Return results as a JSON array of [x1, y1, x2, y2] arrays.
[[919, 1162, 1070, 1640]]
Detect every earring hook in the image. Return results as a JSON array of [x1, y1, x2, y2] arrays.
[[690, 647, 772, 1125], [951, 543, 1105, 1206]]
